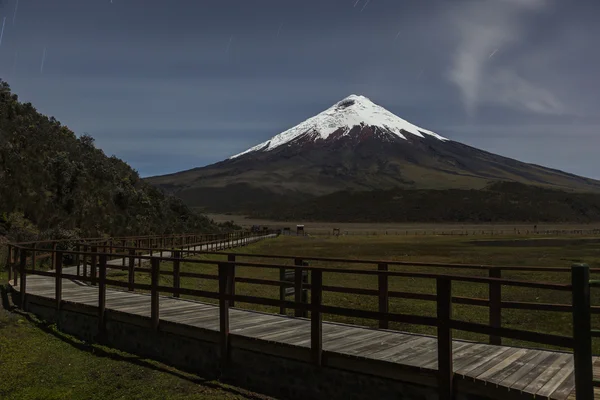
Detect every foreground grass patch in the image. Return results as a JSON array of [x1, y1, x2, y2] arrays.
[[0, 296, 272, 400]]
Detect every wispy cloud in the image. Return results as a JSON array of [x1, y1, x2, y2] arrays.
[[483, 69, 566, 115], [446, 0, 562, 116]]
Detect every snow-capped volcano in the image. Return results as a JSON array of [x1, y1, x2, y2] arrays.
[[147, 94, 600, 211], [230, 94, 448, 159]]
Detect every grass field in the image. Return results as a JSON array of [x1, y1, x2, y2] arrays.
[[107, 233, 600, 353], [0, 273, 272, 400]]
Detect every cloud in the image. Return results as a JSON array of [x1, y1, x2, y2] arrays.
[[483, 69, 566, 115], [446, 0, 558, 116]]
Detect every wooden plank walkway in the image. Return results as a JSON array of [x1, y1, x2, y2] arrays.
[[13, 271, 595, 400], [10, 235, 597, 400]]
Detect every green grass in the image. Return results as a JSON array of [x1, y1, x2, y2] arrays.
[[108, 234, 600, 352], [0, 291, 272, 400]]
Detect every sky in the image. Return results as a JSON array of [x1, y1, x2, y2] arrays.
[[0, 0, 599, 179]]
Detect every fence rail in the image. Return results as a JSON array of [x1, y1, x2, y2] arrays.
[[4, 232, 598, 400]]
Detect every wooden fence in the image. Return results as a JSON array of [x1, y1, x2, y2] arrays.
[[307, 228, 600, 237], [5, 235, 600, 400]]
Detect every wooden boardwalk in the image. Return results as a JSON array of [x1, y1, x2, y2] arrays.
[[12, 267, 595, 400]]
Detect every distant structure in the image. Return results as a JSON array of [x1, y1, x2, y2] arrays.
[[296, 225, 305, 235], [333, 228, 340, 236], [282, 227, 291, 235]]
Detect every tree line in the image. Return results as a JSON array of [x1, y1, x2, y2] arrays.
[[0, 80, 226, 244]]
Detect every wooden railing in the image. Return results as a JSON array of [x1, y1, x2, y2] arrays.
[[5, 237, 598, 400]]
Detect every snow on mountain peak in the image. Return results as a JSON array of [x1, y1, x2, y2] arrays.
[[230, 94, 448, 159]]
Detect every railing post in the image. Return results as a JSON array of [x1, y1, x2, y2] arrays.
[[294, 258, 304, 317], [90, 246, 97, 286], [12, 247, 18, 286], [437, 277, 453, 400], [31, 243, 36, 272], [311, 269, 323, 366], [228, 254, 236, 307], [489, 268, 502, 345], [55, 251, 63, 316], [279, 267, 286, 315], [572, 264, 594, 400], [82, 244, 88, 279], [75, 243, 81, 276], [98, 254, 107, 335], [151, 258, 160, 330], [52, 242, 57, 270], [19, 250, 27, 310], [173, 250, 181, 298], [7, 245, 12, 283], [219, 262, 233, 369], [128, 248, 135, 291], [301, 262, 309, 317], [378, 263, 389, 329]]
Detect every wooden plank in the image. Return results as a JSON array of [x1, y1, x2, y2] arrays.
[[323, 328, 386, 352], [186, 314, 221, 330], [230, 313, 281, 331], [368, 336, 432, 361], [475, 348, 530, 381], [241, 318, 307, 339], [265, 325, 312, 346], [485, 349, 543, 386], [385, 337, 438, 364], [537, 358, 574, 398], [168, 309, 220, 325], [405, 341, 472, 369], [455, 346, 513, 376], [388, 340, 438, 366], [230, 315, 294, 334], [160, 305, 213, 319], [421, 342, 487, 370], [551, 372, 575, 400], [522, 353, 571, 395], [160, 303, 214, 317], [351, 333, 426, 359], [159, 304, 217, 320], [510, 353, 562, 391], [463, 347, 522, 379]]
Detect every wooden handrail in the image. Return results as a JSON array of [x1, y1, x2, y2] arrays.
[[7, 233, 598, 400]]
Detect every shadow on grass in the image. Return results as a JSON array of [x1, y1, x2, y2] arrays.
[[0, 285, 269, 400]]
